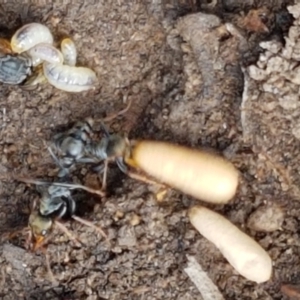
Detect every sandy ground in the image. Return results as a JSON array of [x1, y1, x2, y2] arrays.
[[0, 1, 298, 299]]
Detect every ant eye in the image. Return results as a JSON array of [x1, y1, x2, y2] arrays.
[[41, 230, 47, 236]]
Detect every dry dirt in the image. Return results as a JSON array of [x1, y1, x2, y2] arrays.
[[0, 1, 298, 299]]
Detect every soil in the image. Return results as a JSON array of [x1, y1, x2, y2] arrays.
[[0, 1, 298, 299]]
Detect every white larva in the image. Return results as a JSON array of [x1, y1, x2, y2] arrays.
[[30, 56, 43, 67], [11, 23, 54, 53], [61, 38, 77, 66], [129, 141, 239, 204], [42, 38, 97, 92], [28, 43, 64, 65], [188, 206, 273, 283], [43, 62, 97, 92]]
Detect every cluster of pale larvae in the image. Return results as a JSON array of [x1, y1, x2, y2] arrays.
[[0, 22, 97, 92]]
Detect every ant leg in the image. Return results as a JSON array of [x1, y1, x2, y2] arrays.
[[99, 122, 110, 138], [14, 177, 106, 197], [50, 182, 105, 197], [92, 163, 105, 174], [91, 163, 107, 190], [41, 246, 58, 284], [5, 227, 29, 245], [77, 157, 99, 164], [53, 220, 82, 247], [31, 197, 37, 211], [46, 145, 69, 176], [126, 170, 169, 201], [0, 264, 6, 290], [58, 168, 71, 179], [101, 160, 108, 191], [71, 215, 110, 245], [22, 67, 47, 90], [102, 98, 132, 123], [24, 228, 33, 250], [126, 170, 166, 187], [116, 157, 167, 187]]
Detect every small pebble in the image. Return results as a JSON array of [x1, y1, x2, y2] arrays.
[[247, 203, 284, 232]]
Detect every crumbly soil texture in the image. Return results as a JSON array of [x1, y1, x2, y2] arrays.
[[0, 1, 298, 299]]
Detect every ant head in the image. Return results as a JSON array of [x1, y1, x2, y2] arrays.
[[28, 211, 53, 250]]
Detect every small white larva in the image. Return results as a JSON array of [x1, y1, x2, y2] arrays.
[[61, 38, 77, 66], [30, 56, 43, 67], [188, 206, 273, 283], [11, 23, 54, 53], [28, 43, 64, 65], [43, 62, 97, 92]]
